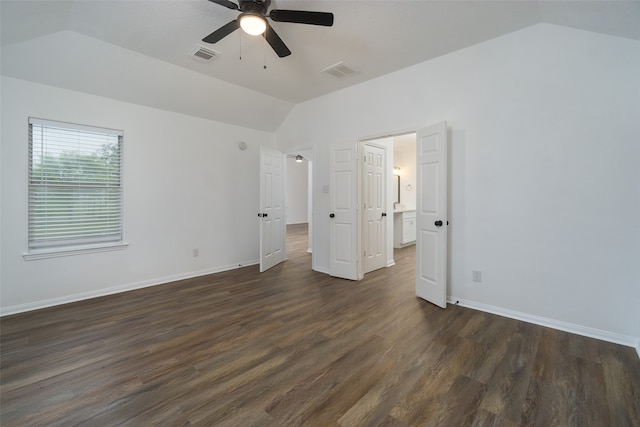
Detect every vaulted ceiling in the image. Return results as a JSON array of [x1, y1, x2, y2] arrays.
[[2, 1, 639, 131]]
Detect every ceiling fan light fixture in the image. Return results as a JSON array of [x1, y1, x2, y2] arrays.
[[239, 13, 266, 36]]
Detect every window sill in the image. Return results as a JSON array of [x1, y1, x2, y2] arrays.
[[23, 242, 129, 261]]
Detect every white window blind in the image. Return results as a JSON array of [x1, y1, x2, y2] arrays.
[[28, 118, 123, 251]]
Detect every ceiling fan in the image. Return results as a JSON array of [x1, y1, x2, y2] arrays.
[[202, 0, 334, 58]]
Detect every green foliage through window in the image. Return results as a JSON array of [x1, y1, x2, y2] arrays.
[[28, 118, 123, 250]]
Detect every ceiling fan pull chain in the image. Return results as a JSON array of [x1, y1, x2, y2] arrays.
[[263, 29, 267, 69], [239, 30, 243, 60]]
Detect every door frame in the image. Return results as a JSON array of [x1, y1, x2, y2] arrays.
[[284, 145, 315, 267]]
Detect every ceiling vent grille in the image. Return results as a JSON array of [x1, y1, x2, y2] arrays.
[[321, 61, 357, 79], [190, 45, 220, 62]]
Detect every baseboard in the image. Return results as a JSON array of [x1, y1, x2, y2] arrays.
[[448, 296, 640, 354], [0, 259, 259, 317], [313, 265, 330, 275]]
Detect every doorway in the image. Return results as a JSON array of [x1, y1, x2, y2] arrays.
[[366, 125, 447, 308], [328, 122, 448, 307], [285, 149, 313, 261]]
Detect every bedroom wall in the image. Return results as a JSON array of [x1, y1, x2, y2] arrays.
[[275, 24, 640, 345], [285, 157, 309, 225], [0, 76, 275, 314], [393, 137, 417, 211]]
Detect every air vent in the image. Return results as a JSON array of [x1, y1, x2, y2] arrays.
[[189, 45, 220, 62], [321, 61, 357, 79]]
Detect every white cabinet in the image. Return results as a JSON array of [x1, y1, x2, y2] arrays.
[[393, 210, 416, 248]]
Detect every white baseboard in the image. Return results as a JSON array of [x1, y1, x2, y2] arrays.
[[313, 265, 330, 275], [448, 296, 640, 355], [0, 260, 259, 317]]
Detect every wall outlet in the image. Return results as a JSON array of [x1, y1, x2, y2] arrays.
[[192, 248, 199, 257], [472, 270, 482, 283]]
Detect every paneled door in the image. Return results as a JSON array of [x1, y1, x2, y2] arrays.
[[415, 122, 448, 308], [363, 143, 386, 274], [259, 147, 286, 272], [329, 141, 359, 280]]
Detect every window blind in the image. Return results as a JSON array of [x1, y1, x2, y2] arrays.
[[28, 118, 123, 251]]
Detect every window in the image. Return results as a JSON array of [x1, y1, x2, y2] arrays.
[[27, 118, 124, 257]]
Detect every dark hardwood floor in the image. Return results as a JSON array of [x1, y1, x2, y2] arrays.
[[1, 223, 639, 426]]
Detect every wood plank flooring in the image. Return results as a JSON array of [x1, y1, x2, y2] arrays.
[[1, 223, 639, 426]]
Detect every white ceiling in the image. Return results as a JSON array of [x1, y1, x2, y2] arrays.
[[2, 0, 639, 130]]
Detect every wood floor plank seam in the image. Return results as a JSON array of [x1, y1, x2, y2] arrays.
[[1, 223, 639, 426]]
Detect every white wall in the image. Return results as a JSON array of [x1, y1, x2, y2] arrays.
[[1, 31, 293, 132], [285, 157, 309, 224], [1, 76, 275, 313], [275, 24, 640, 344], [393, 137, 417, 210]]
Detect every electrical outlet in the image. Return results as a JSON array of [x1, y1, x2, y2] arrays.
[[472, 270, 482, 283], [192, 248, 199, 257]]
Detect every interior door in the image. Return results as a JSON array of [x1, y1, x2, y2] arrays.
[[415, 121, 448, 308], [329, 141, 359, 280], [363, 143, 386, 274], [260, 147, 286, 272]]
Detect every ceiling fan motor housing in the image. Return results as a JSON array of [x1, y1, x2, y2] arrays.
[[239, 0, 270, 14]]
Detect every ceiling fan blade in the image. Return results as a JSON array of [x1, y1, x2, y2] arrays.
[[264, 23, 291, 58], [202, 20, 239, 44], [269, 10, 334, 26], [208, 0, 239, 10]]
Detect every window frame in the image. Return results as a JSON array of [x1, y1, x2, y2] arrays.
[[24, 118, 127, 260]]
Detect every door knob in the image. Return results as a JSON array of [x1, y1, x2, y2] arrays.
[[258, 213, 263, 217], [435, 220, 443, 227], [381, 212, 387, 217], [263, 213, 268, 218], [329, 213, 335, 218]]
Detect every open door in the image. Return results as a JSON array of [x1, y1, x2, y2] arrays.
[[259, 147, 286, 272], [362, 143, 387, 274], [329, 141, 359, 280], [416, 121, 448, 308]]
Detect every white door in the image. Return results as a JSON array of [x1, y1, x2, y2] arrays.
[[260, 147, 286, 272], [415, 121, 448, 308], [363, 144, 386, 274], [329, 142, 359, 280]]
